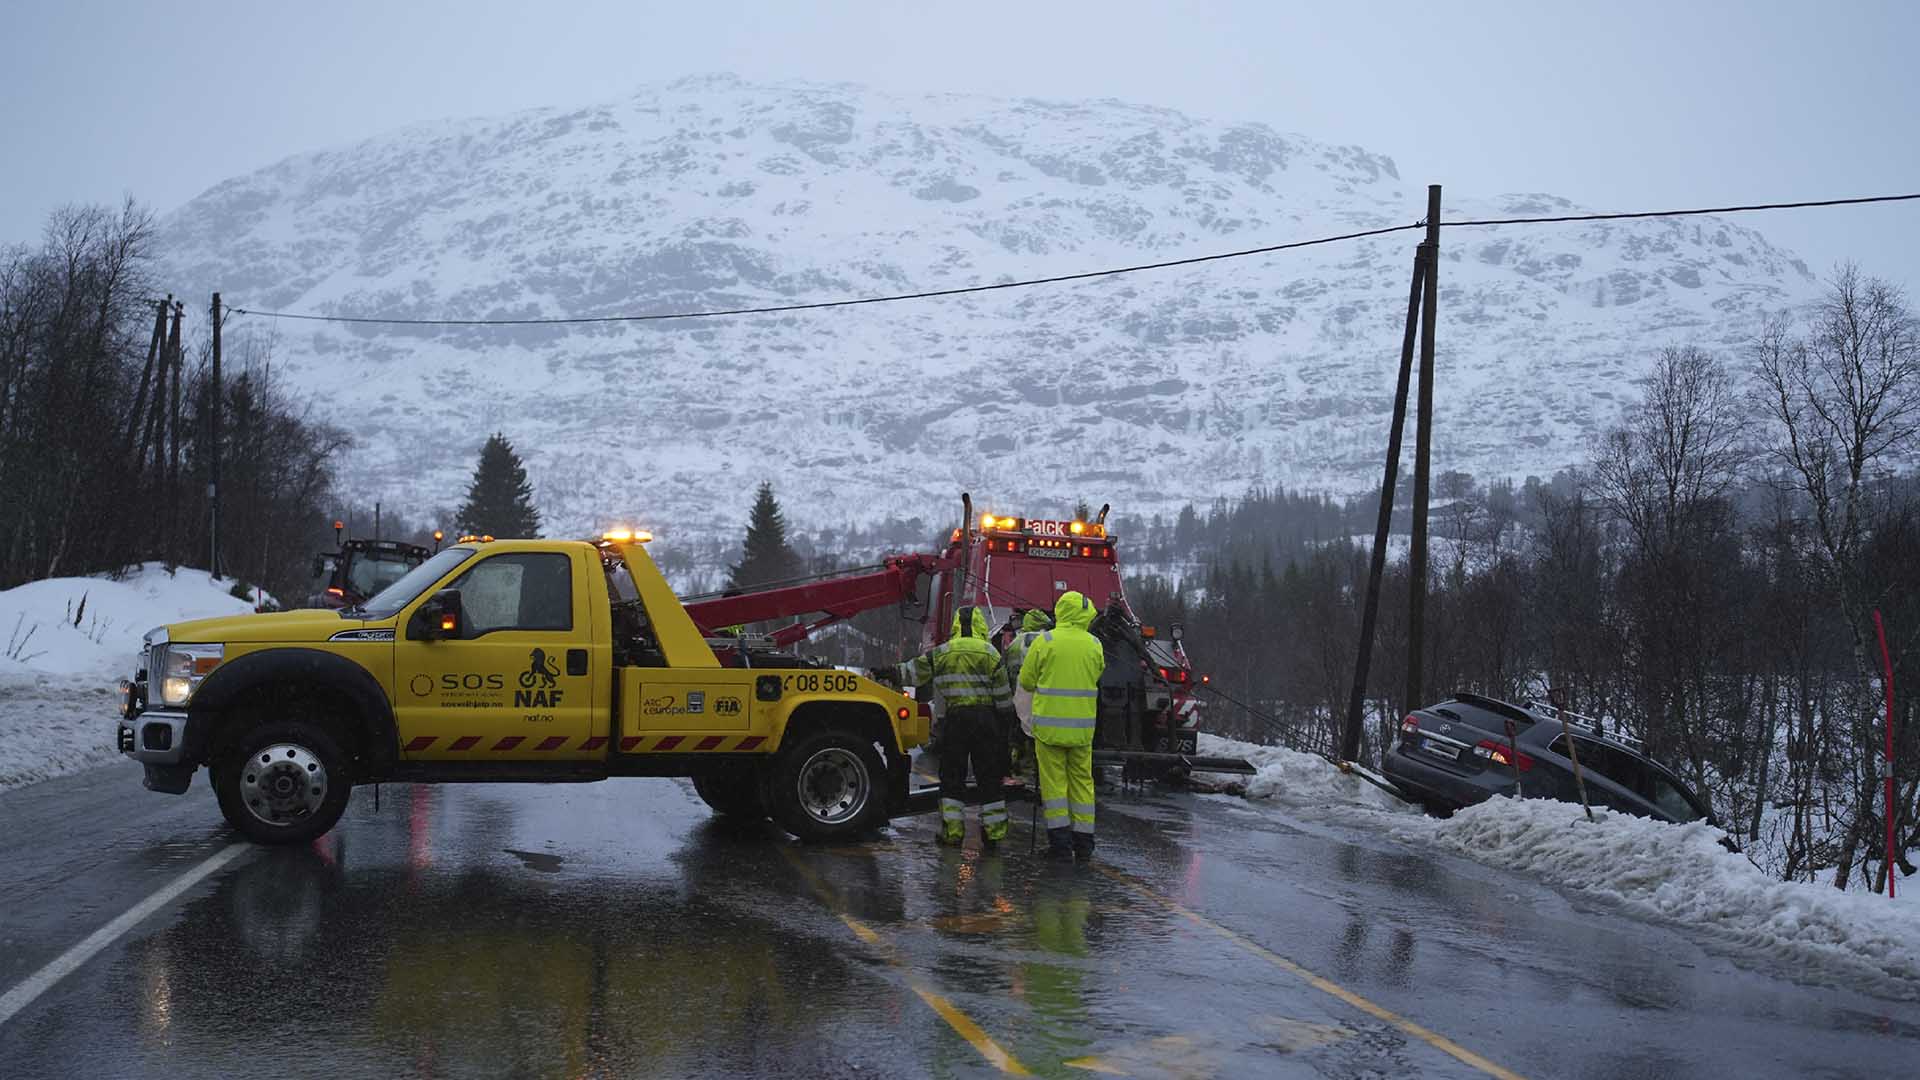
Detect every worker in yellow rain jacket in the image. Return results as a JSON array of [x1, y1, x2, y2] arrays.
[[899, 605, 1016, 846], [1002, 608, 1053, 784], [1020, 591, 1104, 861]]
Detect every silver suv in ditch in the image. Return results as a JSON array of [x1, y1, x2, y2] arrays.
[[1382, 692, 1715, 825]]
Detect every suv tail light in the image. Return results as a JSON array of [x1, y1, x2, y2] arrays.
[[1474, 740, 1534, 771], [1400, 714, 1420, 735]]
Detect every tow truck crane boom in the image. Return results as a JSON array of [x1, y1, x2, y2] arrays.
[[682, 552, 956, 649]]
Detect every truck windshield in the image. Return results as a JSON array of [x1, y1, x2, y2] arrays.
[[358, 547, 474, 619]]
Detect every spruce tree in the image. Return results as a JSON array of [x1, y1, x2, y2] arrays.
[[455, 433, 542, 539], [727, 481, 800, 589]]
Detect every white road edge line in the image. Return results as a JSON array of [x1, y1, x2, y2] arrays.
[[0, 841, 250, 1027]]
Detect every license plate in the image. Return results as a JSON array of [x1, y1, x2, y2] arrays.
[[1028, 546, 1068, 559], [1420, 739, 1460, 761]]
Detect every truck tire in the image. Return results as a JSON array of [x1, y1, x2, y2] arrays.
[[213, 720, 353, 845], [692, 763, 766, 818], [762, 729, 887, 841]]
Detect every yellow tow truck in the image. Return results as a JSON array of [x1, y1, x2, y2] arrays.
[[116, 533, 929, 843]]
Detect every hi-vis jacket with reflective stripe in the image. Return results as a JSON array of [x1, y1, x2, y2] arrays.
[[1019, 591, 1105, 747], [899, 605, 1015, 712], [1003, 608, 1054, 687]]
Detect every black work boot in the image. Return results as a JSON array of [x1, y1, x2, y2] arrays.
[[1072, 834, 1096, 863], [1045, 827, 1074, 860]]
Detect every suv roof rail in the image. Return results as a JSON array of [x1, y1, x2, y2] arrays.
[[1527, 700, 1643, 748]]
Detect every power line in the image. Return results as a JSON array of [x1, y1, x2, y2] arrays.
[[227, 221, 1421, 327], [226, 191, 1920, 329], [1440, 191, 1920, 229]]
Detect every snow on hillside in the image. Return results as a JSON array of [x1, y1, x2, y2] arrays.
[[1199, 733, 1920, 996], [155, 75, 1821, 547], [0, 564, 259, 790]]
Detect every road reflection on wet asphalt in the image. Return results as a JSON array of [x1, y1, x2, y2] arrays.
[[2, 761, 1916, 1078]]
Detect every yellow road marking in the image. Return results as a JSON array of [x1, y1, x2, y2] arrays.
[[781, 847, 1032, 1076], [1064, 1017, 1351, 1077], [1096, 865, 1528, 1080]]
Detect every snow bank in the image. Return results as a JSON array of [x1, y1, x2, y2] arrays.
[[1198, 732, 1920, 993], [1197, 733, 1416, 814], [0, 563, 259, 679], [1394, 798, 1920, 991], [0, 563, 261, 791]]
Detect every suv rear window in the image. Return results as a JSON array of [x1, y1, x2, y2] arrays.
[[1436, 693, 1537, 735]]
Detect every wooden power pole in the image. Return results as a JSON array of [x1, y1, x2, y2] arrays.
[[1340, 185, 1442, 763], [210, 292, 223, 578], [1340, 250, 1427, 762], [165, 300, 183, 565], [1404, 185, 1442, 717]]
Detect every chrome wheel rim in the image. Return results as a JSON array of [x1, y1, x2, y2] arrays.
[[239, 743, 329, 828], [796, 747, 869, 826]]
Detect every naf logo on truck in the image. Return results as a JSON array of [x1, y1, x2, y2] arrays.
[[514, 648, 565, 708]]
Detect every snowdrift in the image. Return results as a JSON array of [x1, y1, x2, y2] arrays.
[[0, 563, 262, 679], [1198, 733, 1920, 995], [0, 564, 261, 790]]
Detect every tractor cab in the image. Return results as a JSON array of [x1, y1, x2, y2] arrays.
[[309, 536, 433, 610]]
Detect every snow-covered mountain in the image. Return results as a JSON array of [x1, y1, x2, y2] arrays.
[[157, 74, 1818, 539]]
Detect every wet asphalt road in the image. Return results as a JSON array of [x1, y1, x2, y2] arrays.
[[2, 761, 1917, 1079]]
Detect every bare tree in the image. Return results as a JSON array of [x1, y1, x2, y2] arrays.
[[1753, 265, 1920, 889], [1594, 345, 1746, 556]]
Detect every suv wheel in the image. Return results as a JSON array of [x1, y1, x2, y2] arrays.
[[213, 720, 353, 845], [763, 729, 886, 841]]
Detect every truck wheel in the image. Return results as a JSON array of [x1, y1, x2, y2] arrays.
[[763, 729, 886, 841], [692, 763, 766, 818], [213, 720, 353, 845]]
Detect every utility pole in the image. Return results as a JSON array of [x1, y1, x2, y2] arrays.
[[1340, 250, 1427, 762], [1404, 185, 1442, 715], [375, 501, 382, 542], [165, 300, 183, 565], [210, 292, 223, 579], [1339, 185, 1444, 764]]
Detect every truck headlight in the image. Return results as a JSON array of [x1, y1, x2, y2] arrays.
[[158, 644, 224, 707]]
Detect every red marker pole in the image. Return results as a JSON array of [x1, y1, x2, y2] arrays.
[[1873, 609, 1895, 899]]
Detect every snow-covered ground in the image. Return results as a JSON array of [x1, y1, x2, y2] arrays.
[[0, 564, 259, 791], [1198, 733, 1920, 995]]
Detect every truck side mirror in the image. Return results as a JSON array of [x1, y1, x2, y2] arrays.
[[312, 556, 326, 578], [414, 589, 464, 641]]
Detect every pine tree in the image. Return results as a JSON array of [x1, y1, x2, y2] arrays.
[[455, 433, 542, 539], [728, 481, 800, 590]]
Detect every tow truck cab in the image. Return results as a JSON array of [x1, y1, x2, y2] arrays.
[[924, 512, 1205, 770], [118, 535, 928, 845]]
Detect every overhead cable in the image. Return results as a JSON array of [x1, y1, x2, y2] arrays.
[[226, 191, 1920, 328], [228, 222, 1421, 327], [1438, 191, 1920, 229]]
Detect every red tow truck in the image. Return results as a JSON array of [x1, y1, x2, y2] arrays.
[[682, 496, 1253, 780]]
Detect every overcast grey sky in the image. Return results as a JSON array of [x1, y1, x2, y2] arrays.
[[4, 0, 1915, 288]]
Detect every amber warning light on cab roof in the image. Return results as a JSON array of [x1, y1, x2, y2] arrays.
[[974, 514, 1107, 540], [600, 527, 653, 543]]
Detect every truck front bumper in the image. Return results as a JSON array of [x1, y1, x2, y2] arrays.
[[118, 710, 198, 795], [119, 709, 190, 765]]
